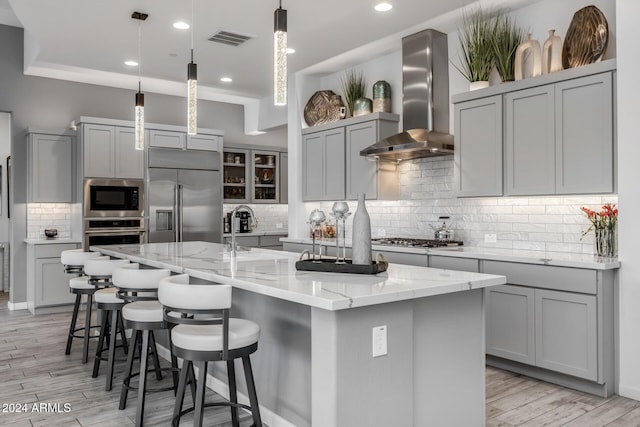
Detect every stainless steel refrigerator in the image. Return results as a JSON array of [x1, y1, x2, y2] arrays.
[[147, 147, 222, 243]]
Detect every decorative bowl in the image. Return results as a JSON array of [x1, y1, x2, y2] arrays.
[[44, 228, 58, 238]]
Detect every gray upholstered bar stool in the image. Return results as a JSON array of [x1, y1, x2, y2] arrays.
[[84, 258, 131, 391], [158, 274, 262, 427], [112, 263, 172, 427], [60, 249, 107, 363]]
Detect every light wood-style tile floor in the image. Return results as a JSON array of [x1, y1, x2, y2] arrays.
[[1, 292, 639, 426]]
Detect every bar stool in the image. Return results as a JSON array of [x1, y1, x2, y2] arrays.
[[112, 263, 172, 426], [158, 274, 262, 427], [61, 249, 107, 363], [85, 258, 131, 391]]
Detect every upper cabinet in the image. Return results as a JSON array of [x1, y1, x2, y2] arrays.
[[27, 130, 74, 202], [301, 112, 400, 202], [453, 60, 616, 198], [149, 129, 222, 152], [81, 123, 144, 179]]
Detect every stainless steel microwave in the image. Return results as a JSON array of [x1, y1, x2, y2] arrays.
[[83, 178, 145, 218]]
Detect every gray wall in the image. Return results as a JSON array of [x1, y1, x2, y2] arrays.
[[0, 24, 285, 303]]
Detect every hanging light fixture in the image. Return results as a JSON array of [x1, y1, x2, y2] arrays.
[[187, 0, 197, 135], [273, 0, 287, 106], [132, 11, 148, 150]]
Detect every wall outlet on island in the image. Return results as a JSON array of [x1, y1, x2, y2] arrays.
[[484, 233, 497, 243], [372, 325, 388, 357]]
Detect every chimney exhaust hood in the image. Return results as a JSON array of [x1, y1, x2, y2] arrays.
[[360, 29, 454, 161]]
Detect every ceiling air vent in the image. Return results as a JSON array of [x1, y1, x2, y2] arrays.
[[208, 30, 254, 47]]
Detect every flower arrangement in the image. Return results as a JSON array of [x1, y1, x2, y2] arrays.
[[581, 203, 618, 257]]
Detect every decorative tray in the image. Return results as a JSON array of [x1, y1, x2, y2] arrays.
[[295, 253, 388, 275]]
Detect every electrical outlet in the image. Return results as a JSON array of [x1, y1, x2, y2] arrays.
[[484, 233, 497, 243], [276, 223, 283, 229], [372, 325, 388, 357]]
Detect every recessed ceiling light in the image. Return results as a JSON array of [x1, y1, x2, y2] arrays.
[[173, 21, 190, 30], [125, 60, 138, 67], [374, 2, 393, 12], [286, 47, 296, 54], [220, 77, 233, 83]]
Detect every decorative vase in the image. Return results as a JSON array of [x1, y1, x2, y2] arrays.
[[469, 81, 490, 91], [514, 33, 542, 80], [353, 98, 373, 117], [594, 228, 617, 258], [542, 29, 563, 74], [351, 193, 372, 265], [372, 81, 391, 113]]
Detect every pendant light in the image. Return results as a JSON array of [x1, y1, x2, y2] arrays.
[[273, 0, 287, 106], [187, 0, 197, 135], [132, 12, 148, 150]]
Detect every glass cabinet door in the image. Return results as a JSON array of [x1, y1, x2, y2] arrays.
[[251, 151, 279, 203], [223, 149, 249, 203]]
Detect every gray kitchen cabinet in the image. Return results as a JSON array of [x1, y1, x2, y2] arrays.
[[149, 129, 185, 149], [302, 127, 345, 201], [485, 284, 535, 365], [27, 242, 81, 314], [187, 134, 222, 151], [454, 95, 503, 197], [223, 234, 286, 250], [27, 131, 74, 202], [555, 73, 614, 194], [280, 152, 288, 204], [428, 255, 478, 272], [505, 86, 556, 195], [535, 288, 598, 381], [251, 150, 280, 203], [82, 123, 144, 179]]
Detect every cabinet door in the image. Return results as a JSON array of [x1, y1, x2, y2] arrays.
[[455, 95, 503, 197], [30, 134, 73, 202], [223, 148, 250, 203], [323, 128, 346, 200], [555, 73, 614, 194], [114, 127, 144, 179], [346, 121, 378, 200], [187, 134, 222, 151], [149, 129, 185, 149], [486, 284, 536, 365], [35, 258, 76, 306], [505, 86, 556, 195], [303, 132, 327, 201], [535, 289, 598, 380], [252, 150, 279, 203], [280, 152, 288, 204], [83, 124, 115, 178]]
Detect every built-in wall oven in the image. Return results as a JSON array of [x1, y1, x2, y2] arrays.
[[84, 218, 145, 248], [83, 178, 144, 218]]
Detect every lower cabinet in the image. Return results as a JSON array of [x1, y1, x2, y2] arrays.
[[27, 243, 81, 314], [223, 234, 286, 250]]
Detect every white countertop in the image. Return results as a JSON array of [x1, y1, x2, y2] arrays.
[[280, 238, 620, 270], [24, 238, 83, 245], [90, 241, 505, 311], [222, 231, 287, 237]]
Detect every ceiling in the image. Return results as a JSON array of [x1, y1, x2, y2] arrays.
[[2, 0, 492, 104]]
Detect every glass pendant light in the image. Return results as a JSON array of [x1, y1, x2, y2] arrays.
[[132, 12, 148, 150], [187, 0, 197, 134], [273, 0, 287, 106]]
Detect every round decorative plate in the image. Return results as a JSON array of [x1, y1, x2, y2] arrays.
[[562, 5, 609, 69], [303, 90, 345, 127]]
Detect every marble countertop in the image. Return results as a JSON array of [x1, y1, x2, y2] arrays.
[[222, 230, 287, 237], [280, 238, 620, 270], [24, 238, 83, 245], [90, 241, 505, 311]]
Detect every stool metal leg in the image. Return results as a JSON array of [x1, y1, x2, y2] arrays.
[[117, 311, 128, 354], [227, 360, 239, 427], [149, 331, 163, 381], [136, 330, 151, 427], [82, 293, 94, 364], [92, 309, 110, 378], [120, 329, 139, 410], [172, 360, 190, 427], [106, 308, 119, 391], [194, 361, 208, 427], [65, 292, 81, 355], [242, 355, 262, 427]]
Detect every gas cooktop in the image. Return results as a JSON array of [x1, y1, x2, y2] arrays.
[[371, 238, 464, 248]]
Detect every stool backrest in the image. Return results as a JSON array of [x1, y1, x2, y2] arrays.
[[61, 250, 106, 273], [112, 263, 171, 302], [84, 258, 130, 278]]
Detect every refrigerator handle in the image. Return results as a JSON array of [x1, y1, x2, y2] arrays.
[[174, 184, 180, 242], [178, 184, 184, 242]]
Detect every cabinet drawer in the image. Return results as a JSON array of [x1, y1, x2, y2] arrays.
[[35, 243, 80, 259], [260, 235, 284, 247], [483, 261, 596, 294], [429, 255, 478, 272]]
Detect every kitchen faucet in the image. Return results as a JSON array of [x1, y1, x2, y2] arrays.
[[228, 205, 257, 257]]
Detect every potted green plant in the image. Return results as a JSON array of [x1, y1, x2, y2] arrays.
[[340, 70, 366, 117], [491, 15, 525, 82], [454, 8, 495, 90]]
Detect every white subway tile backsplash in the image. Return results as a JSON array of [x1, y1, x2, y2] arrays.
[[222, 204, 288, 233], [304, 157, 617, 255], [27, 203, 73, 239]]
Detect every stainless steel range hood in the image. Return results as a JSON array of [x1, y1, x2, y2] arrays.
[[361, 29, 454, 161]]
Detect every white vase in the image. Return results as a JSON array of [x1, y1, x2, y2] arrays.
[[514, 33, 542, 80], [351, 193, 372, 265], [469, 81, 490, 91], [542, 29, 563, 74]]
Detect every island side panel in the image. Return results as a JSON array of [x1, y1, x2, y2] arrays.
[[413, 288, 486, 426], [312, 300, 415, 427]]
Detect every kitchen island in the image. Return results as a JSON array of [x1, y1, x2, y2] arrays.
[[92, 241, 506, 427]]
